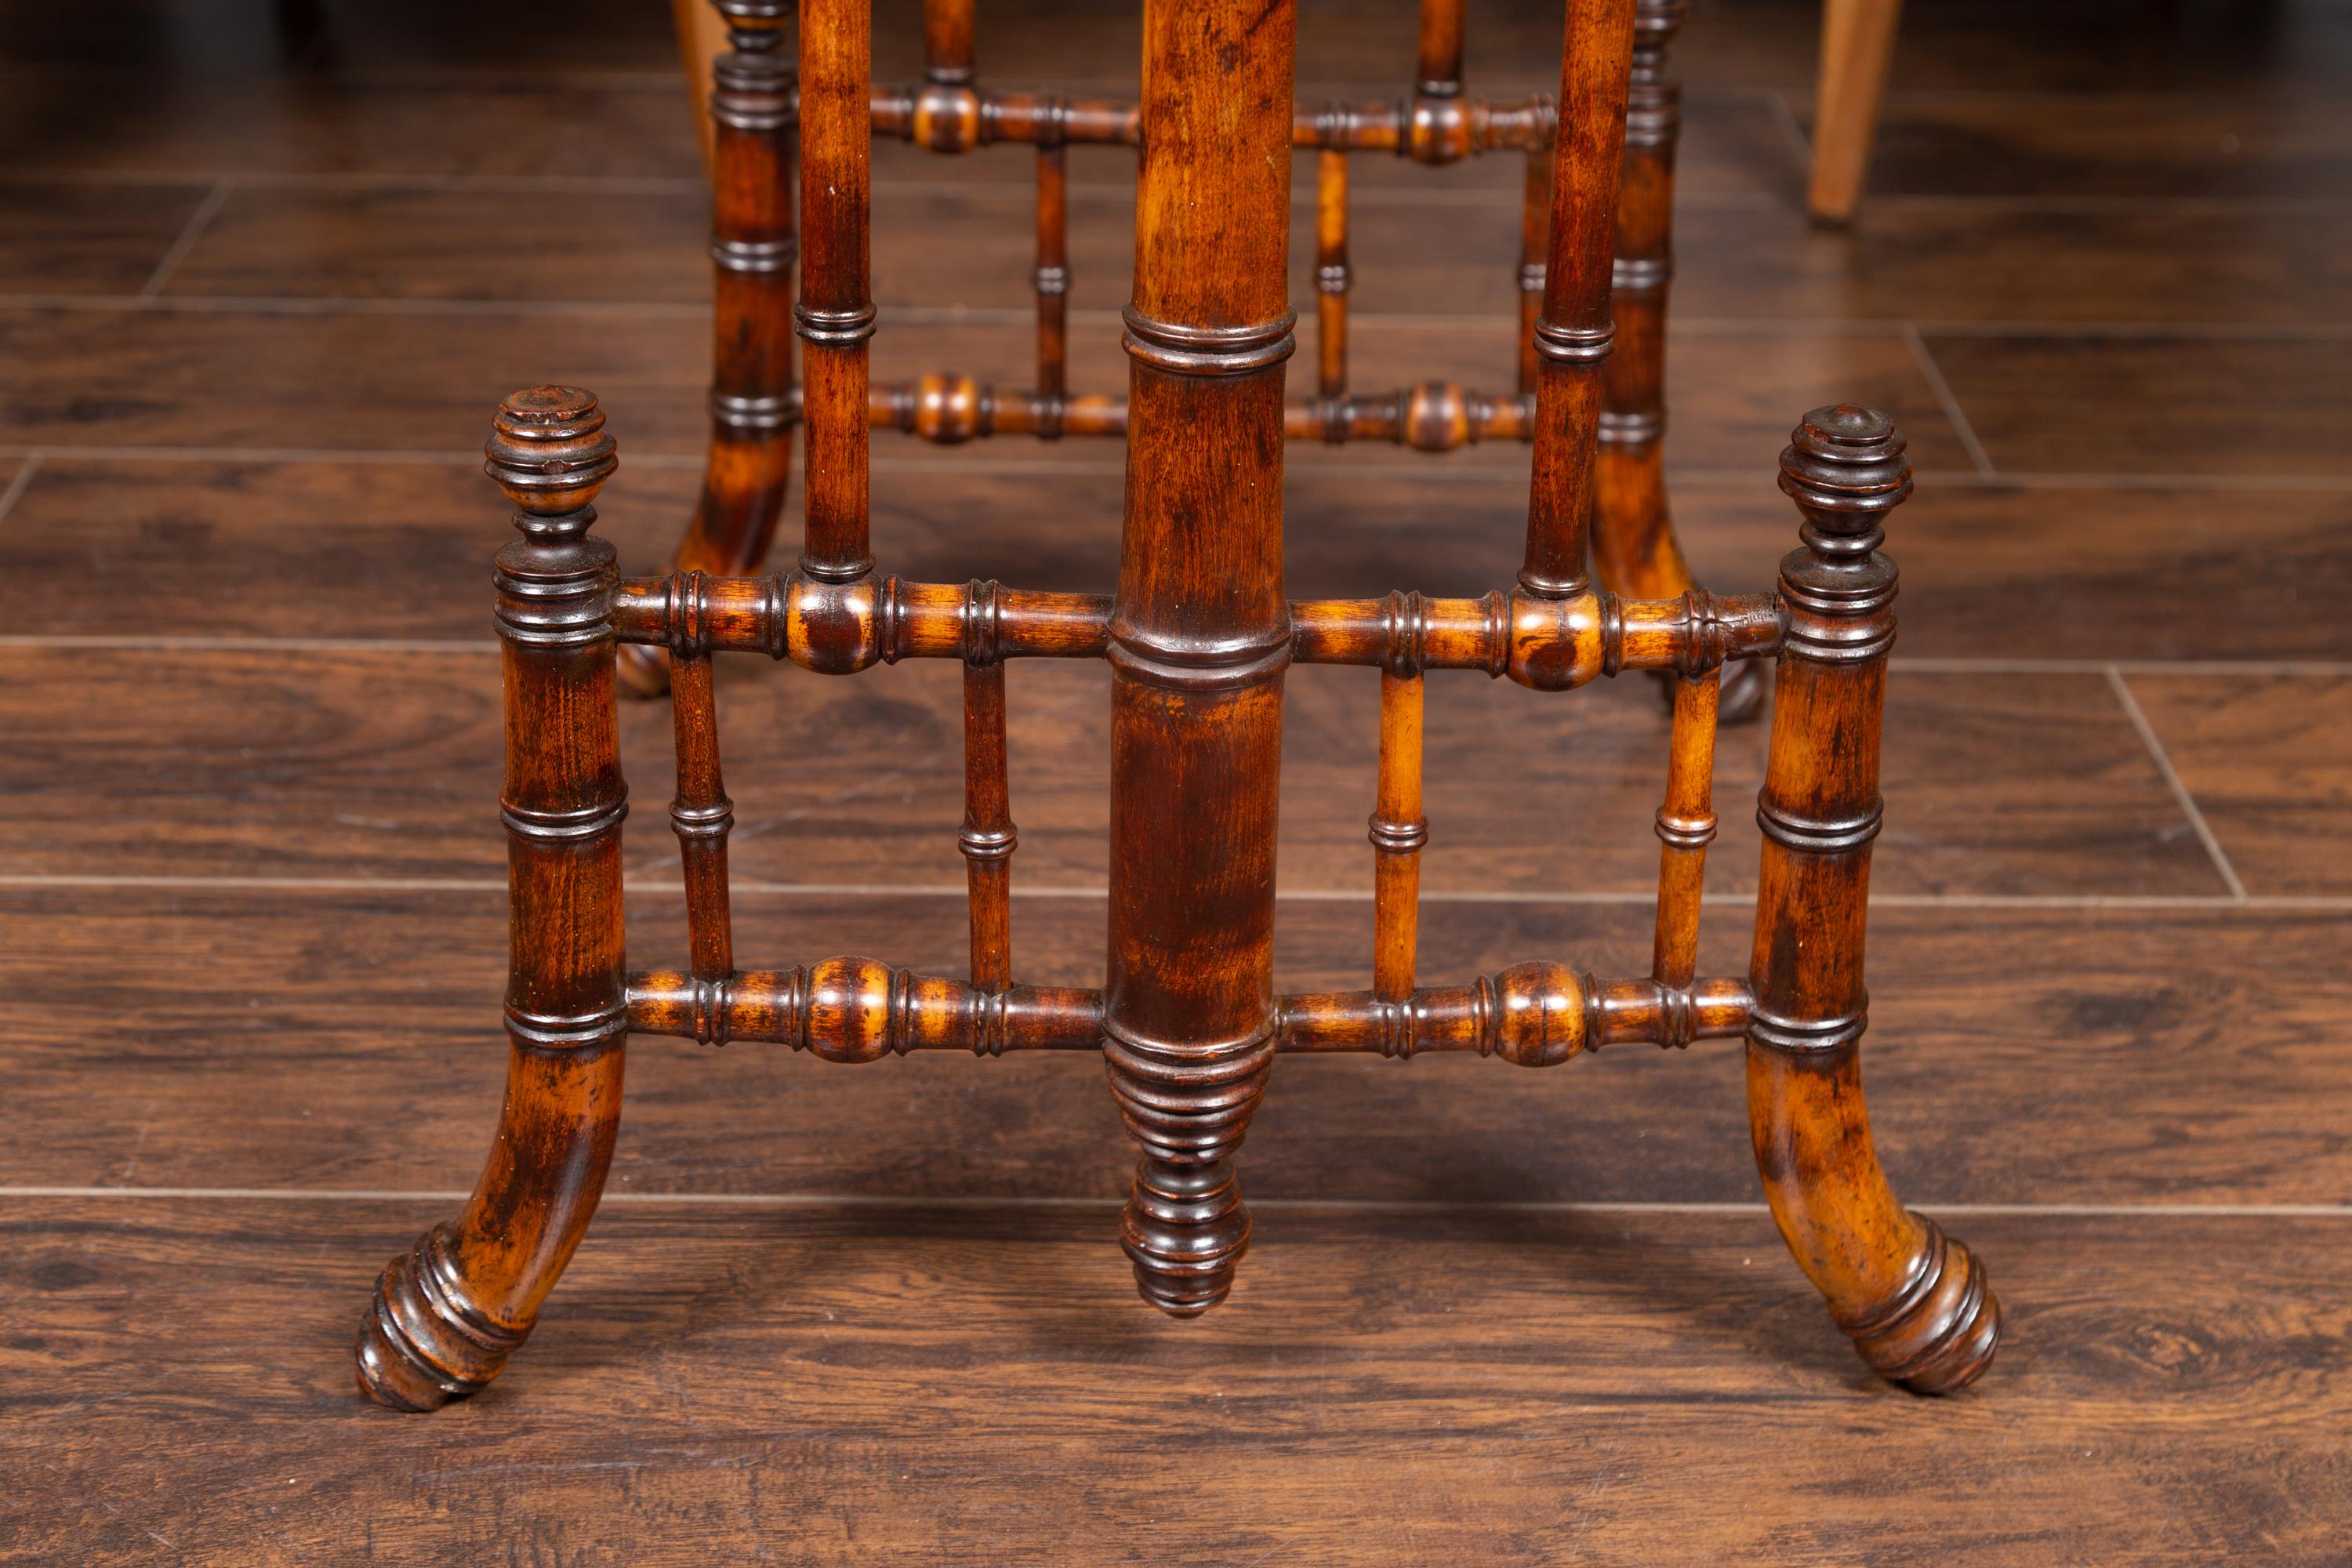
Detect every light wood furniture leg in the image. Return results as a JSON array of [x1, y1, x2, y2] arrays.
[[1806, 0, 1900, 225], [673, 0, 731, 176]]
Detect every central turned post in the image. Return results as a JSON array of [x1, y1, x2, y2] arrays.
[[1102, 0, 1297, 1316]]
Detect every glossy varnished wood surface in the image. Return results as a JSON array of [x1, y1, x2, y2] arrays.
[[2, 0, 2349, 1555], [9, 1200, 2349, 1565]]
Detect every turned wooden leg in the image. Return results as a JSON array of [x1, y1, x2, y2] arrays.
[[672, 0, 730, 177], [1744, 405, 1999, 1393], [1806, 0, 1901, 225], [356, 389, 632, 1410], [623, 0, 801, 698], [1595, 1, 1766, 724], [1101, 0, 1292, 1316]]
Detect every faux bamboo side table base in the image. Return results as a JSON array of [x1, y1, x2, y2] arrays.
[[354, 0, 2001, 1411], [626, 0, 1768, 722]]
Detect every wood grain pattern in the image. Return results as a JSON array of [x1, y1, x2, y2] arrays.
[[5, 1200, 2349, 1563], [0, 645, 2229, 897], [0, 306, 1980, 475], [141, 180, 2352, 329], [1922, 335, 2352, 477], [0, 181, 217, 295], [7, 74, 708, 180], [2124, 674, 2352, 897], [3, 887, 2347, 1207], [9, 462, 2347, 662], [7, 0, 2345, 1544], [347, 0, 1991, 1392], [1662, 479, 2352, 662], [1820, 90, 2352, 202]]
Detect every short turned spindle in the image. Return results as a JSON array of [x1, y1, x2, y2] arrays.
[[359, 0, 1998, 1410]]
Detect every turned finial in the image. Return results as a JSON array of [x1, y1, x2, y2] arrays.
[[1777, 405, 1910, 547], [1632, 1, 1690, 74], [713, 0, 792, 25], [710, 2, 796, 132], [1776, 405, 1907, 659], [485, 387, 619, 524], [1626, 0, 1689, 148], [1634, 0, 1691, 44]]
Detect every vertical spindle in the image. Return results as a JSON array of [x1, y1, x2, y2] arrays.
[[1650, 664, 1716, 1000], [1104, 0, 1295, 1317], [1036, 140, 1069, 405], [631, 0, 800, 697], [960, 639, 1015, 993], [670, 637, 736, 983], [922, 0, 974, 82], [1316, 149, 1349, 402], [1516, 144, 1549, 398], [1593, 0, 1693, 601], [1522, 0, 1635, 597], [798, 0, 875, 581], [1370, 668, 1427, 999], [1415, 0, 1465, 96]]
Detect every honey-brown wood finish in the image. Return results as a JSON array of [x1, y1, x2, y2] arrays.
[[628, 0, 1755, 710], [356, 0, 2000, 1409], [620, 0, 803, 699], [1595, 0, 1769, 722], [356, 390, 630, 1410], [1746, 405, 2002, 1392]]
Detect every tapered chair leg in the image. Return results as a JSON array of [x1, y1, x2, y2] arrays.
[[1744, 405, 2000, 1393], [623, 0, 802, 699], [357, 389, 633, 1410]]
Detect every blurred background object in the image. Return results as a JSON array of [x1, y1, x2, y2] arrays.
[[1808, 0, 1900, 221]]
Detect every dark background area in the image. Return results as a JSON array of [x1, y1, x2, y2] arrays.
[[2, 1, 2347, 1561]]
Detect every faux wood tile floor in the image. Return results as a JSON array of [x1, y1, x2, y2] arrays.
[[3, 1, 2349, 1562]]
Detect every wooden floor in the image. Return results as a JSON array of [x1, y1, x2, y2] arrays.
[[5, 0, 2350, 1561]]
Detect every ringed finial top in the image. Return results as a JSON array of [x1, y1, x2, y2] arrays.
[[486, 387, 619, 518], [1777, 403, 1911, 534]]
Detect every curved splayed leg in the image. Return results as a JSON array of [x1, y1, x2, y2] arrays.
[[1744, 406, 2001, 1393]]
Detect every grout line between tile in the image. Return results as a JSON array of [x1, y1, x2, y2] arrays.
[[2105, 664, 2249, 902], [0, 1185, 2343, 1219], [1896, 658, 2352, 677], [0, 634, 500, 654], [136, 179, 234, 299], [1763, 87, 1813, 171], [1901, 321, 1997, 477], [1965, 470, 2352, 492], [1904, 319, 2352, 342], [0, 453, 45, 528]]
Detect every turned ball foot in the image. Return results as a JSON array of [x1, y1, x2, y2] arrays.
[[354, 1225, 530, 1412]]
